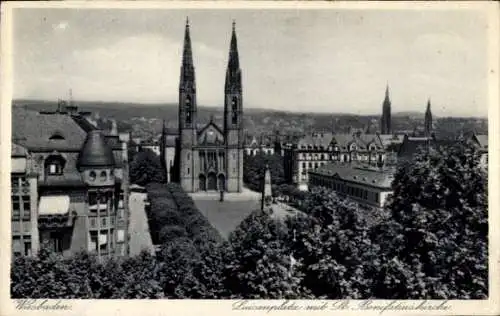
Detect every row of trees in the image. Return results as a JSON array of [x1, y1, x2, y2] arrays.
[[12, 143, 487, 299]]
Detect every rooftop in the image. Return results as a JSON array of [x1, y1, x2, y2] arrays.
[[310, 163, 395, 189]]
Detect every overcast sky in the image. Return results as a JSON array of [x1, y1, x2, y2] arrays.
[[13, 8, 489, 116]]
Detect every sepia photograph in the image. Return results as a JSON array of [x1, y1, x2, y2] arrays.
[[1, 1, 499, 314]]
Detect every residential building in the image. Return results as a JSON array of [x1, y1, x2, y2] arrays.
[[244, 135, 275, 156], [309, 163, 395, 208], [283, 131, 402, 191], [11, 103, 130, 259]]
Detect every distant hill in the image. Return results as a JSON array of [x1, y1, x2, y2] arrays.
[[11, 99, 487, 139]]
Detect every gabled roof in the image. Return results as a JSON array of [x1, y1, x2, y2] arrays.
[[197, 120, 224, 137], [12, 108, 88, 151]]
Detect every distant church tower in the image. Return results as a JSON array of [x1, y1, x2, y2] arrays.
[[424, 98, 433, 137], [178, 18, 199, 192], [381, 84, 392, 134], [224, 21, 244, 192]]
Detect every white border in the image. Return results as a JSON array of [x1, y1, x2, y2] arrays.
[[1, 2, 499, 316]]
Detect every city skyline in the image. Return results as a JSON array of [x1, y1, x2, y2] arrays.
[[14, 8, 489, 117]]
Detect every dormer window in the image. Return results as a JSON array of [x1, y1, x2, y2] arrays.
[[45, 155, 65, 176], [49, 132, 65, 140], [100, 171, 107, 181], [89, 171, 96, 181]]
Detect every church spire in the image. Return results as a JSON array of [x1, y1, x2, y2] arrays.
[[424, 98, 433, 137], [225, 20, 241, 93], [381, 83, 392, 134], [180, 17, 195, 91]]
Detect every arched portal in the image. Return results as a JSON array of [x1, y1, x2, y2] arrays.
[[218, 174, 226, 192], [199, 174, 206, 191], [207, 172, 217, 191]]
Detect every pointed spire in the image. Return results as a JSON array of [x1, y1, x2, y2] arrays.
[[228, 20, 240, 69], [384, 83, 390, 103], [182, 17, 193, 67], [225, 20, 241, 93], [426, 98, 431, 112]]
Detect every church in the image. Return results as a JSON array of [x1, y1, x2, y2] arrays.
[[162, 19, 244, 193]]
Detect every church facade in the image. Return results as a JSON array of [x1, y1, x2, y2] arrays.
[[166, 19, 244, 193]]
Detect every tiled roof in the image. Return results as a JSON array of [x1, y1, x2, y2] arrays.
[[71, 115, 98, 133], [78, 131, 115, 168], [39, 152, 85, 187], [12, 108, 88, 151], [310, 163, 394, 189]]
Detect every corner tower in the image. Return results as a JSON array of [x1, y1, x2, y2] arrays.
[[224, 21, 244, 192], [381, 84, 392, 134], [178, 18, 198, 192]]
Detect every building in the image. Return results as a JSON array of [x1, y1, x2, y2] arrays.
[[160, 122, 179, 183], [381, 84, 392, 134], [244, 135, 275, 156], [309, 163, 394, 208], [11, 103, 130, 258], [464, 132, 488, 169], [172, 19, 244, 193], [283, 131, 401, 190]]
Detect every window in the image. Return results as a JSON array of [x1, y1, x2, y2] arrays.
[[89, 171, 96, 181], [231, 97, 238, 124], [24, 236, 32, 256], [302, 162, 306, 169], [185, 96, 192, 124], [308, 162, 312, 168], [45, 155, 65, 175], [100, 171, 107, 181], [12, 236, 21, 256], [89, 231, 98, 253], [12, 196, 20, 219], [50, 232, 64, 253], [11, 176, 19, 188], [187, 168, 190, 175], [100, 230, 109, 253], [22, 196, 30, 220]]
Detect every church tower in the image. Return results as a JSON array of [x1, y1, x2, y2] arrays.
[[178, 18, 199, 192], [424, 98, 433, 137], [381, 84, 392, 134], [224, 21, 244, 193]]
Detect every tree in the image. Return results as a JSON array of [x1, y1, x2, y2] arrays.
[[372, 142, 488, 299], [225, 211, 311, 299], [243, 153, 285, 192], [129, 148, 165, 186]]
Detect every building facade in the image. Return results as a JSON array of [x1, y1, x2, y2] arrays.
[[309, 164, 394, 208], [173, 19, 244, 193], [283, 132, 402, 190], [11, 104, 130, 258]]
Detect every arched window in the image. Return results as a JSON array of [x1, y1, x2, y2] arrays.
[[185, 96, 192, 124], [231, 97, 238, 124], [45, 155, 65, 176], [100, 171, 107, 181], [89, 171, 96, 181]]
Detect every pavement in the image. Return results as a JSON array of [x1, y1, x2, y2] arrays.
[[128, 192, 155, 256]]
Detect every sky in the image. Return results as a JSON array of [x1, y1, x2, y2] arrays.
[[13, 7, 489, 116]]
